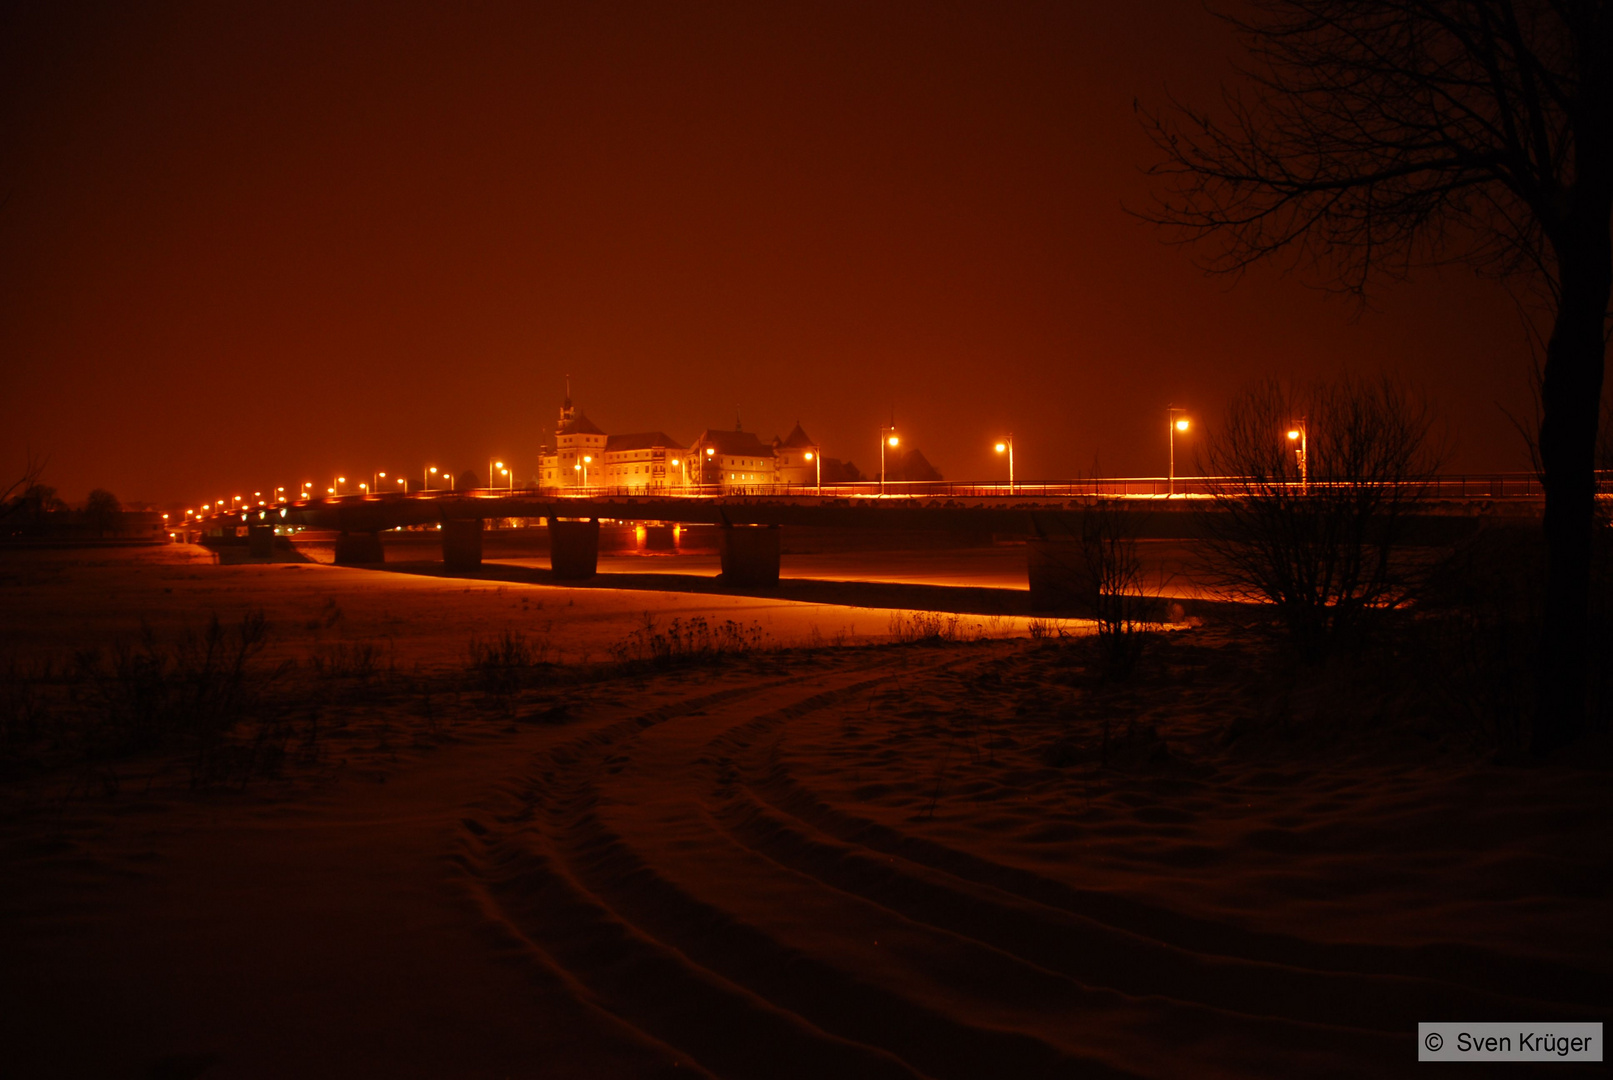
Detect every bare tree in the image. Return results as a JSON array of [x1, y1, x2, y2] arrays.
[[0, 454, 46, 521], [1199, 376, 1439, 658], [1078, 497, 1153, 677], [1142, 1, 1611, 749]]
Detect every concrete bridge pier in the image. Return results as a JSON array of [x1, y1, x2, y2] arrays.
[[247, 525, 275, 558], [442, 519, 483, 569], [719, 524, 781, 586], [550, 518, 600, 579], [334, 530, 385, 565], [1025, 538, 1097, 614]]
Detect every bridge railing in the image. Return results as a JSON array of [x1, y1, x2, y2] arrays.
[[510, 472, 1557, 501], [196, 471, 1596, 523]]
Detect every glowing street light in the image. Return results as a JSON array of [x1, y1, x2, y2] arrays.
[[1287, 419, 1309, 494], [805, 447, 820, 494], [489, 460, 504, 493], [335, 476, 347, 496], [880, 424, 900, 495], [424, 466, 438, 491], [397, 477, 407, 493], [581, 454, 593, 487], [1167, 408, 1190, 496], [994, 434, 1015, 494]]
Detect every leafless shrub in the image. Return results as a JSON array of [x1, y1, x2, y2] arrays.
[[309, 641, 381, 680], [1199, 375, 1439, 658], [887, 612, 963, 643], [467, 629, 554, 694], [80, 610, 275, 758], [1077, 497, 1153, 678], [608, 614, 766, 666]]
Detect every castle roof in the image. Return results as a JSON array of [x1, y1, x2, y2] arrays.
[[691, 428, 776, 458], [606, 431, 681, 452], [778, 422, 815, 449], [559, 410, 606, 436]]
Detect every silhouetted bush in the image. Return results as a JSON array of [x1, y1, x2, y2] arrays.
[[1199, 375, 1438, 658], [467, 630, 553, 693], [1078, 497, 1153, 678], [608, 614, 765, 665], [84, 488, 121, 537]]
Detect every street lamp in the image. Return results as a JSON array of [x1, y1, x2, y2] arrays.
[[490, 460, 503, 493], [336, 476, 347, 496], [397, 477, 408, 493], [805, 448, 820, 494], [424, 466, 437, 491], [1167, 408, 1190, 496], [994, 435, 1015, 494], [581, 454, 593, 487], [880, 426, 900, 495], [1287, 419, 1309, 494]]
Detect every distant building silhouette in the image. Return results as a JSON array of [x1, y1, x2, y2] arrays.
[[533, 386, 855, 492], [772, 422, 818, 486], [602, 431, 684, 491], [890, 448, 943, 483], [688, 427, 777, 490], [538, 386, 607, 487]]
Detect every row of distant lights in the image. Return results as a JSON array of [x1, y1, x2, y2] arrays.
[[191, 421, 1235, 521]]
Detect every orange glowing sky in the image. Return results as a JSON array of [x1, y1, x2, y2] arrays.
[[1, 2, 1544, 505]]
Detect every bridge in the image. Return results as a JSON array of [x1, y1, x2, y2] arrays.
[[187, 474, 1553, 612]]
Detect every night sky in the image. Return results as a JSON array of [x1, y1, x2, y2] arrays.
[[2, 1, 1542, 506]]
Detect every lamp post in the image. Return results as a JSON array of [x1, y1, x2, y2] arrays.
[[805, 448, 820, 494], [397, 477, 408, 494], [880, 426, 899, 495], [581, 454, 593, 487], [1167, 408, 1190, 496], [1286, 419, 1308, 494], [424, 466, 438, 491], [994, 434, 1015, 494], [490, 460, 502, 493]]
